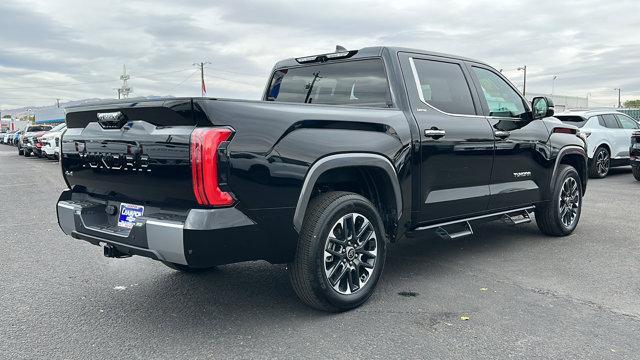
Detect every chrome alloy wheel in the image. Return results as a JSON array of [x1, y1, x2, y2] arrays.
[[323, 213, 378, 295], [559, 177, 580, 228], [596, 149, 610, 176]]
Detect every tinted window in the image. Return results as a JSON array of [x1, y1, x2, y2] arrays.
[[50, 123, 66, 132], [266, 59, 392, 107], [555, 115, 589, 128], [616, 114, 639, 129], [26, 125, 52, 132], [473, 67, 526, 118], [412, 59, 476, 115], [602, 114, 620, 128], [596, 116, 606, 127]]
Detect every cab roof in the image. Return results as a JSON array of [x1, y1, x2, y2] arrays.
[[272, 46, 490, 69]]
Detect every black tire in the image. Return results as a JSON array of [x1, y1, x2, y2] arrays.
[[162, 261, 217, 273], [24, 150, 31, 157], [633, 165, 640, 181], [18, 147, 23, 155], [536, 165, 583, 236], [290, 191, 387, 312], [588, 146, 610, 178]]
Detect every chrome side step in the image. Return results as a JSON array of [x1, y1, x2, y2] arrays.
[[414, 206, 535, 240], [502, 208, 533, 225], [435, 221, 473, 240]]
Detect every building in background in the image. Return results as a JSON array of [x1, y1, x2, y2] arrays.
[[34, 106, 65, 124], [525, 93, 589, 113]]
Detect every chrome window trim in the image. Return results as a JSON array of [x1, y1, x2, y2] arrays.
[[408, 57, 483, 119]]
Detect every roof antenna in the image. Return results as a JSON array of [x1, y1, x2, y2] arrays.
[[335, 45, 347, 52]]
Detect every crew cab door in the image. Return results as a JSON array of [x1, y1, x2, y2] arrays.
[[466, 63, 550, 210], [399, 53, 495, 223]]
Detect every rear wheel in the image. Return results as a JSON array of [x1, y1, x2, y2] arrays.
[[290, 191, 387, 312], [24, 150, 31, 157], [589, 146, 610, 178], [536, 165, 582, 236], [18, 147, 23, 155], [162, 261, 217, 273]]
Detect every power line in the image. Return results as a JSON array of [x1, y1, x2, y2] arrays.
[[170, 69, 199, 91]]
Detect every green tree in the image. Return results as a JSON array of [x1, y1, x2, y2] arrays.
[[624, 99, 640, 108]]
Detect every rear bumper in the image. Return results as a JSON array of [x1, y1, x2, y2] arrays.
[[56, 190, 259, 267]]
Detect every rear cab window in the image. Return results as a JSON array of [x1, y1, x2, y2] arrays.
[[266, 59, 392, 108]]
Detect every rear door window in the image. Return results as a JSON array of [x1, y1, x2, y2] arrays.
[[602, 114, 621, 128], [266, 59, 392, 107], [411, 58, 477, 115]]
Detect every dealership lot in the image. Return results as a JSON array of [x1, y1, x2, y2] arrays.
[[1, 146, 639, 359]]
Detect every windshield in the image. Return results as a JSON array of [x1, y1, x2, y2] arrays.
[[50, 123, 66, 132], [26, 125, 52, 132], [555, 115, 588, 128], [266, 59, 392, 108]]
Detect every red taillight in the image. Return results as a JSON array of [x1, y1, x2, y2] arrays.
[[553, 127, 576, 134], [190, 127, 234, 207]]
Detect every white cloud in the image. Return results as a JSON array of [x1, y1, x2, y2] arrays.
[[1, 0, 639, 109]]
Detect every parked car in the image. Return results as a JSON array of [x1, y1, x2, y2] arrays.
[[12, 130, 23, 147], [3, 131, 14, 144], [555, 110, 640, 178], [56, 46, 587, 311], [40, 123, 67, 159], [631, 131, 640, 181], [19, 125, 52, 156]]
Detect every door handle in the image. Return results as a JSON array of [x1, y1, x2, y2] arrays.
[[494, 130, 511, 139], [425, 129, 446, 139]]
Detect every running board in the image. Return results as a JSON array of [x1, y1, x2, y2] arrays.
[[413, 206, 535, 240], [435, 221, 473, 240], [502, 208, 533, 225]]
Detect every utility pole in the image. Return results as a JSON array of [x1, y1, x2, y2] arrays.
[[194, 61, 211, 97], [517, 66, 527, 96], [117, 65, 132, 99], [551, 75, 558, 96], [614, 88, 621, 108], [55, 98, 60, 108]]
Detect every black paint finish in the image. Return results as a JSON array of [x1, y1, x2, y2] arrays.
[[58, 46, 587, 266]]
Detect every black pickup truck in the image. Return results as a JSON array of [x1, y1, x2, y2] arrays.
[[57, 46, 587, 311]]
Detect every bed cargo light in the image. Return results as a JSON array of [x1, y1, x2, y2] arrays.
[[190, 127, 234, 207], [295, 50, 358, 64]]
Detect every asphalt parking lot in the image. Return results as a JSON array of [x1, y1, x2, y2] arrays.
[[1, 145, 639, 360]]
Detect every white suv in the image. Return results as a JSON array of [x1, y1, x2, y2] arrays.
[[40, 123, 66, 160], [556, 110, 640, 178]]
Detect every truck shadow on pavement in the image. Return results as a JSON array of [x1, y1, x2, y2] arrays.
[[85, 220, 552, 334]]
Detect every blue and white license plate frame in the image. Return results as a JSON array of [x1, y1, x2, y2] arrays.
[[118, 203, 145, 229]]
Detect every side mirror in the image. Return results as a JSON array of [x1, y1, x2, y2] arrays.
[[532, 97, 555, 119], [531, 96, 554, 120]]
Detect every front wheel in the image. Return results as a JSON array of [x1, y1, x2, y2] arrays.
[[633, 165, 640, 181], [536, 165, 583, 236], [290, 191, 387, 312]]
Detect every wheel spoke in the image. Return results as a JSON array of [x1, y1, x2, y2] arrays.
[[323, 212, 378, 295]]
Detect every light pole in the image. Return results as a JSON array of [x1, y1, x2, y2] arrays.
[[517, 66, 527, 96], [586, 92, 591, 108], [551, 75, 558, 96], [614, 88, 621, 108]]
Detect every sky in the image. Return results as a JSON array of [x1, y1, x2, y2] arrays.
[[1, 0, 639, 110]]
